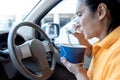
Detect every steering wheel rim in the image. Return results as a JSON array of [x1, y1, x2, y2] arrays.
[[8, 22, 56, 80]]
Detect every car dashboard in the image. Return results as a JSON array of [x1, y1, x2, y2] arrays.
[[0, 30, 29, 80]]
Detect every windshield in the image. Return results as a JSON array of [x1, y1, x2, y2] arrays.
[[0, 0, 40, 30]]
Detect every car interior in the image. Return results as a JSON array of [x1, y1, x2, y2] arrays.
[[0, 0, 91, 80]]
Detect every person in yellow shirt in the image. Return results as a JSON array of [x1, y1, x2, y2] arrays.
[[61, 0, 120, 80]]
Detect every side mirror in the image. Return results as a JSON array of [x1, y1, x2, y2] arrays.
[[41, 22, 60, 39]]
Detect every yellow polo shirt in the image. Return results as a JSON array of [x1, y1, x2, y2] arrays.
[[87, 26, 120, 80]]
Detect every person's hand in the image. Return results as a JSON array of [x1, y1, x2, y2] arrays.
[[73, 32, 85, 41], [72, 23, 88, 44], [61, 57, 89, 80], [72, 24, 92, 57]]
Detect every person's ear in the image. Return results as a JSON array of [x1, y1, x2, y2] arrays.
[[97, 3, 107, 20]]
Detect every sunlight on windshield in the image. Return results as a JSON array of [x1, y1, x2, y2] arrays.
[[0, 0, 40, 30]]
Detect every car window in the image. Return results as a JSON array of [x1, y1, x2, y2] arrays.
[[0, 0, 40, 30], [42, 0, 77, 27], [41, 0, 79, 46]]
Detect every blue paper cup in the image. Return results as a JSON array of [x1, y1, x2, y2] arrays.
[[60, 45, 86, 63]]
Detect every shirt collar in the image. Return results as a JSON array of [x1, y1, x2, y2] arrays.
[[93, 26, 120, 54]]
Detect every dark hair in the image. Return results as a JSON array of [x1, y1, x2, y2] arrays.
[[84, 0, 120, 33]]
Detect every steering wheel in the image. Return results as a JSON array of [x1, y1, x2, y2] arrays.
[[7, 22, 56, 80]]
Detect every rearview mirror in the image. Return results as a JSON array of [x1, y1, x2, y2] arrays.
[[41, 22, 60, 39]]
